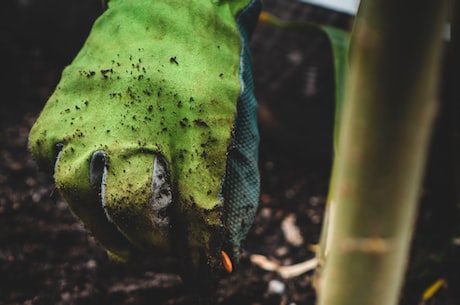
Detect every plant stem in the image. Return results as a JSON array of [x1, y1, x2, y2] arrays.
[[315, 1, 449, 305]]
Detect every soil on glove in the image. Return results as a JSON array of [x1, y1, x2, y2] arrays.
[[1, 1, 459, 304]]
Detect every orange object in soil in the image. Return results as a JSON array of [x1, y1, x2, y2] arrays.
[[221, 250, 233, 273]]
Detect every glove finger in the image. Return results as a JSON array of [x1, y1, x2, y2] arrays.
[[54, 145, 137, 261], [98, 151, 171, 253]]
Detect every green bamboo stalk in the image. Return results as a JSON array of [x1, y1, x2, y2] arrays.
[[315, 1, 449, 305]]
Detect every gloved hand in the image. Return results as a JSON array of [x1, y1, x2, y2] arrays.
[[29, 0, 261, 292]]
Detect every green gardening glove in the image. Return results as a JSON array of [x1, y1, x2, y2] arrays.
[[29, 0, 261, 291]]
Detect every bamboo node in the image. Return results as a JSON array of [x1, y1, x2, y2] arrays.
[[340, 237, 393, 253]]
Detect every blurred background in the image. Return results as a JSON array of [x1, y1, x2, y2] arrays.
[[1, 1, 458, 304]]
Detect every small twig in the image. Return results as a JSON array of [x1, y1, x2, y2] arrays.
[[250, 254, 318, 279]]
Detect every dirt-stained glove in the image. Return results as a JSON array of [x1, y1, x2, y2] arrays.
[[28, 0, 261, 292]]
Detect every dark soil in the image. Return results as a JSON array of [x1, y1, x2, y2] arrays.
[[1, 1, 459, 304]]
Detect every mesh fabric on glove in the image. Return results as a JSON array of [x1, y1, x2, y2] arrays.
[[221, 1, 261, 262]]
